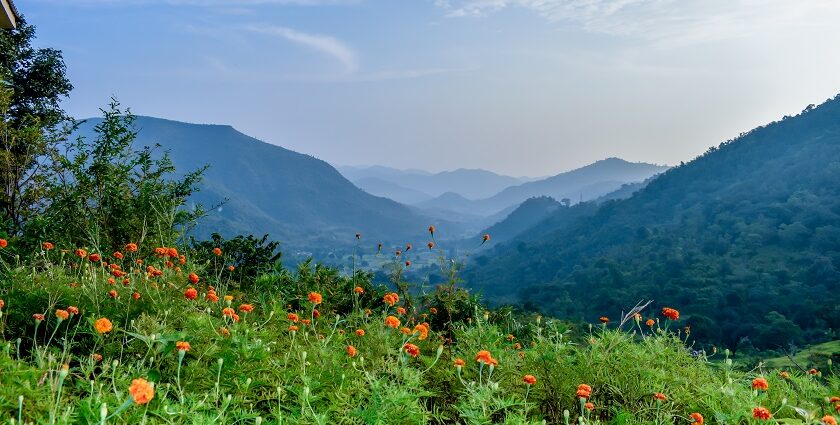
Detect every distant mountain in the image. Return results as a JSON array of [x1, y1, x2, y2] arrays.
[[466, 94, 840, 349], [416, 159, 668, 217], [338, 166, 530, 200], [76, 117, 440, 253], [476, 196, 562, 246], [354, 177, 433, 204]]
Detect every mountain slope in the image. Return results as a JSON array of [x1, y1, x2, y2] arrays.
[[466, 95, 840, 349], [77, 116, 435, 252], [353, 177, 434, 204], [339, 166, 528, 200]]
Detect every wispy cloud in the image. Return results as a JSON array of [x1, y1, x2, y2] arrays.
[[435, 0, 840, 47], [31, 0, 360, 6], [243, 24, 358, 73]]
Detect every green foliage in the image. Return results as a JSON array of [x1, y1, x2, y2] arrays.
[[190, 232, 282, 287]]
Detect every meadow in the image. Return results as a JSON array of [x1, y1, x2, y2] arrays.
[[0, 236, 838, 424]]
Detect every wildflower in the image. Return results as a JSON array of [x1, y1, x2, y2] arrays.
[[0, 299, 4, 310], [428, 225, 435, 235], [347, 345, 357, 357], [218, 327, 231, 337], [430, 307, 438, 314], [55, 309, 69, 321], [584, 402, 595, 411], [414, 324, 429, 340], [400, 327, 412, 335], [396, 307, 407, 315], [288, 313, 299, 322], [830, 397, 840, 404], [577, 384, 592, 399], [33, 313, 45, 322], [67, 306, 79, 315], [206, 291, 218, 302], [690, 413, 704, 425], [752, 377, 769, 391], [385, 315, 401, 329], [518, 351, 525, 359], [167, 247, 178, 258], [354, 286, 364, 295], [475, 350, 493, 364], [222, 307, 236, 317], [523, 375, 537, 385], [383, 292, 399, 306], [405, 243, 412, 251], [91, 353, 103, 362], [514, 342, 522, 350], [405, 260, 411, 267], [308, 292, 322, 305], [809, 368, 819, 376], [823, 416, 837, 425], [75, 248, 87, 258], [132, 292, 141, 300], [395, 250, 401, 256], [188, 273, 200, 284], [779, 371, 790, 379], [753, 407, 772, 420], [89, 253, 101, 262], [42, 242, 54, 250], [176, 341, 191, 352], [184, 287, 198, 300], [301, 319, 311, 325], [646, 319, 655, 327], [662, 307, 680, 321], [653, 392, 666, 401], [404, 343, 420, 357], [213, 247, 222, 256], [94, 318, 113, 334], [228, 265, 235, 271], [427, 242, 434, 249], [0, 239, 8, 248], [113, 251, 124, 260], [125, 243, 138, 252], [482, 234, 490, 242], [454, 358, 465, 367], [224, 295, 234, 303], [599, 316, 609, 324], [129, 378, 155, 405], [506, 334, 516, 341], [108, 290, 118, 299], [355, 329, 365, 336], [239, 304, 254, 313], [107, 278, 115, 285]]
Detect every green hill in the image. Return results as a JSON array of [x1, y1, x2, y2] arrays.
[[466, 95, 840, 350]]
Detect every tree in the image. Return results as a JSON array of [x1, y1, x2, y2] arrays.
[[0, 18, 73, 234]]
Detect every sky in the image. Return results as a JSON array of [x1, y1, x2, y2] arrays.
[[21, 0, 840, 177]]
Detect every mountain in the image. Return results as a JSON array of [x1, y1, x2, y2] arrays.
[[476, 196, 562, 245], [76, 116, 438, 254], [353, 177, 433, 204], [465, 95, 840, 350], [414, 159, 668, 217], [338, 166, 529, 200]]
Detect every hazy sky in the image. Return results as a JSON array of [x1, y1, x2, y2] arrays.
[[22, 0, 840, 176]]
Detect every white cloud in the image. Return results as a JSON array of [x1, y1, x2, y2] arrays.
[[244, 24, 358, 73]]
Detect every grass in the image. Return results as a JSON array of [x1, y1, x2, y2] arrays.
[[762, 341, 840, 370], [0, 243, 838, 424]]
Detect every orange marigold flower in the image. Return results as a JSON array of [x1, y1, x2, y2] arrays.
[[222, 307, 236, 317], [405, 243, 412, 251], [779, 371, 790, 379], [55, 309, 69, 320], [184, 287, 198, 300], [427, 242, 434, 250], [753, 407, 772, 420], [396, 307, 407, 315], [662, 307, 680, 321], [355, 329, 365, 336], [385, 315, 401, 329], [646, 319, 655, 327], [179, 255, 186, 265], [0, 299, 4, 310], [213, 247, 222, 256], [113, 251, 124, 260], [0, 239, 6, 248], [823, 416, 837, 425], [206, 292, 218, 302], [89, 253, 101, 262], [75, 248, 87, 258], [347, 345, 357, 357], [514, 342, 522, 350], [523, 375, 537, 385], [690, 413, 704, 425], [453, 358, 465, 367], [383, 292, 399, 306], [176, 341, 191, 352], [42, 242, 54, 250], [67, 306, 79, 315], [227, 265, 235, 271], [405, 260, 411, 267], [354, 286, 364, 295], [430, 307, 438, 314], [400, 327, 412, 335], [475, 350, 493, 364], [584, 402, 595, 411], [289, 325, 299, 332], [752, 377, 769, 391], [107, 277, 115, 285], [482, 234, 490, 242], [301, 319, 311, 325], [94, 317, 113, 334], [414, 324, 429, 340], [599, 316, 609, 324], [288, 312, 299, 322], [129, 378, 155, 405], [308, 292, 322, 304], [108, 290, 118, 299], [124, 243, 138, 252], [167, 247, 178, 258], [239, 304, 254, 313], [653, 392, 667, 401], [91, 353, 103, 362], [809, 368, 819, 375], [577, 384, 592, 399], [132, 292, 141, 300], [428, 225, 435, 235], [188, 273, 200, 284], [831, 397, 840, 404], [404, 343, 420, 358]]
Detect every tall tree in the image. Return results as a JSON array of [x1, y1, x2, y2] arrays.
[[0, 17, 73, 234]]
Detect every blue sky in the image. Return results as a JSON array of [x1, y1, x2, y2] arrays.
[[22, 0, 840, 176]]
